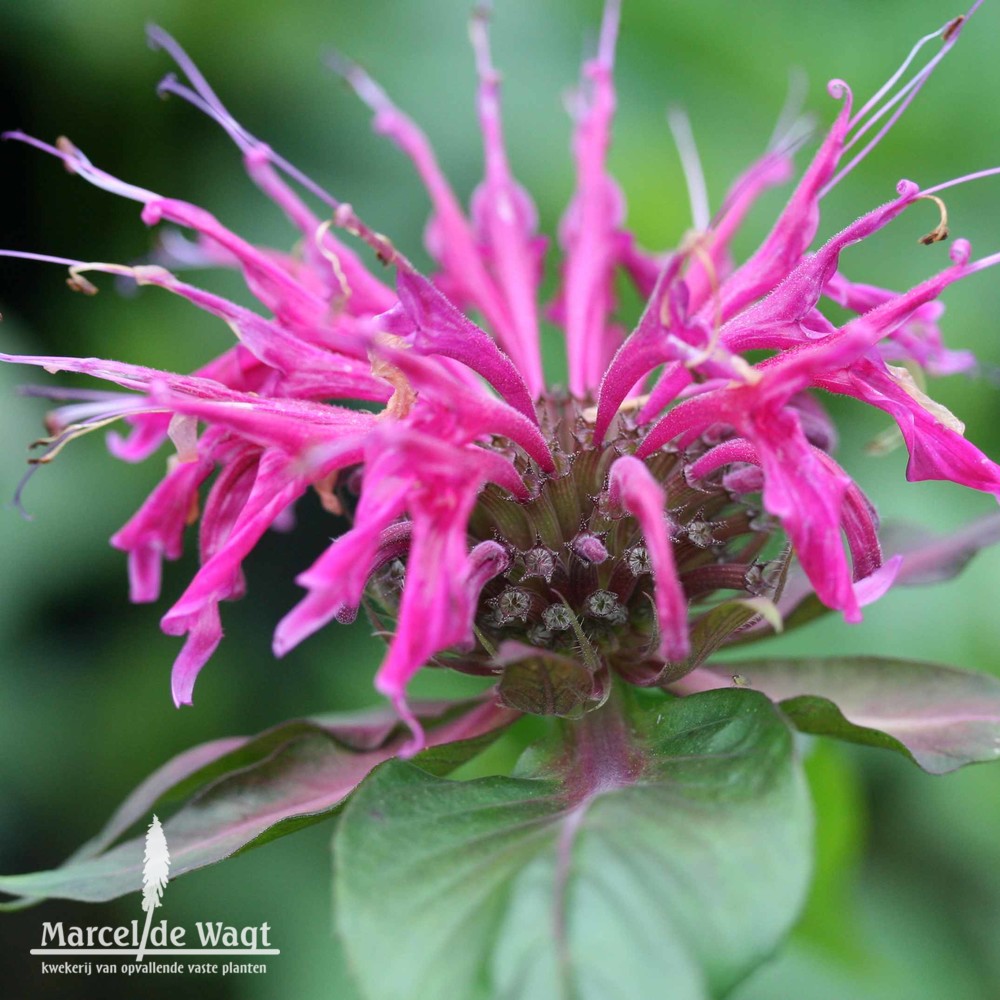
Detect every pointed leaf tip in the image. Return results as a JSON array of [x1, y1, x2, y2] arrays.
[[685, 656, 1000, 774], [0, 699, 513, 907]]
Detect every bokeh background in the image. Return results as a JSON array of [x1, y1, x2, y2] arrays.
[[2, 0, 1000, 997]]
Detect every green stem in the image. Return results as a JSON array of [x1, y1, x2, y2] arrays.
[[559, 680, 644, 802]]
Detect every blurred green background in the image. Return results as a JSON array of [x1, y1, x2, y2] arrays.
[[2, 0, 1000, 997]]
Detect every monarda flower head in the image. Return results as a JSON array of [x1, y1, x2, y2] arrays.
[[3, 0, 1000, 753]]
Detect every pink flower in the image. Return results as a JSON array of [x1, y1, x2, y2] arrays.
[[3, 1, 999, 752]]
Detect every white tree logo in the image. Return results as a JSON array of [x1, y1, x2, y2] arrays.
[[136, 815, 170, 961]]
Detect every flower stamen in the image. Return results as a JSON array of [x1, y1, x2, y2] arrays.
[[667, 106, 710, 234], [369, 334, 418, 420], [917, 193, 950, 245], [313, 218, 353, 310], [822, 2, 982, 195]]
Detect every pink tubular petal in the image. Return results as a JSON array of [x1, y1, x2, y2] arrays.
[[813, 449, 883, 581], [479, 448, 533, 501], [362, 423, 526, 502], [107, 346, 261, 462], [618, 235, 665, 299], [373, 490, 483, 756], [390, 269, 539, 422], [823, 359, 1000, 497], [561, 0, 624, 396], [720, 183, 919, 353], [274, 476, 413, 658], [170, 604, 223, 707], [684, 151, 794, 313], [137, 269, 384, 398], [750, 408, 859, 621], [145, 386, 374, 459], [733, 327, 870, 426], [104, 410, 168, 460], [833, 242, 972, 356], [687, 438, 759, 482], [608, 455, 689, 660], [198, 445, 260, 572], [721, 464, 764, 495], [281, 423, 524, 663], [791, 391, 838, 452], [381, 347, 553, 472], [635, 363, 694, 425], [274, 538, 392, 656], [111, 450, 215, 602], [635, 387, 728, 459], [364, 429, 523, 752], [853, 555, 902, 607], [465, 540, 512, 594], [468, 7, 546, 396], [593, 258, 687, 444], [161, 451, 316, 697], [752, 323, 875, 408], [0, 349, 251, 400], [140, 198, 330, 331], [635, 341, 872, 622], [330, 53, 515, 347], [688, 430, 882, 597]]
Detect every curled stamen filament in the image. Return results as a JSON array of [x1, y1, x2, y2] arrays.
[[916, 193, 949, 245], [679, 239, 723, 370], [313, 218, 353, 309], [0, 250, 143, 291], [28, 414, 139, 466]]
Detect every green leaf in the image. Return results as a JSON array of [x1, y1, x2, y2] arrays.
[[689, 657, 1000, 774], [0, 699, 514, 908], [335, 688, 812, 1000]]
